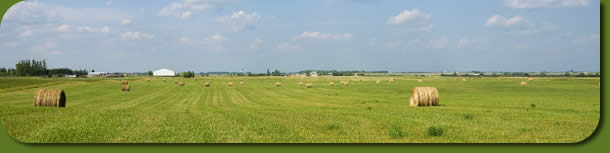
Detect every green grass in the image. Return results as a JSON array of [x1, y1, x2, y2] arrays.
[[0, 76, 600, 143]]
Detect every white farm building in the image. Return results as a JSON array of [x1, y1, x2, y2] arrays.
[[153, 68, 176, 77]]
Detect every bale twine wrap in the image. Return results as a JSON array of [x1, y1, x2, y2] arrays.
[[329, 82, 335, 86], [306, 83, 313, 88], [178, 82, 185, 86], [240, 82, 245, 86], [121, 80, 128, 84], [298, 82, 303, 86], [204, 82, 210, 87], [275, 82, 281, 87], [409, 87, 439, 107], [121, 84, 130, 91], [228, 82, 233, 86], [520, 81, 528, 85], [33, 89, 66, 107]]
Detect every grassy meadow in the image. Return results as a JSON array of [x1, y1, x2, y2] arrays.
[[0, 76, 600, 143]]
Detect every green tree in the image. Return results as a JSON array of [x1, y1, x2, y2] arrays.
[[148, 71, 153, 76], [272, 69, 281, 76]]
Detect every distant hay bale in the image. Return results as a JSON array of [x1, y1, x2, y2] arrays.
[[174, 81, 178, 84], [228, 82, 233, 86], [527, 78, 534, 81], [409, 87, 439, 107], [178, 82, 185, 86], [329, 82, 335, 86], [33, 89, 66, 107], [146, 79, 151, 82], [306, 83, 313, 88], [121, 84, 130, 91], [275, 82, 281, 87], [389, 78, 395, 83], [462, 78, 467, 81], [417, 79, 423, 82], [204, 82, 210, 87], [194, 78, 198, 80], [376, 80, 381, 84], [121, 80, 128, 84], [163, 80, 167, 82], [520, 81, 528, 85], [240, 82, 244, 86], [343, 81, 349, 85], [298, 82, 303, 86]]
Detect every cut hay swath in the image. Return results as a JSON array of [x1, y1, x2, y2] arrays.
[[306, 83, 313, 88], [520, 81, 528, 85], [228, 82, 233, 86], [178, 82, 185, 86], [528, 78, 534, 81], [204, 82, 210, 87], [298, 82, 303, 86], [417, 79, 423, 82], [121, 80, 128, 84], [329, 82, 335, 86], [240, 82, 244, 86], [275, 82, 281, 87], [33, 89, 66, 107], [121, 85, 130, 91], [409, 87, 439, 107]]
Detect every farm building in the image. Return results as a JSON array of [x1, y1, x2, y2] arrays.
[[153, 68, 176, 77], [310, 71, 318, 77], [87, 72, 106, 77]]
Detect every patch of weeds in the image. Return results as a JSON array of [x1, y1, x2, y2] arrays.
[[520, 128, 530, 132], [427, 126, 445, 136], [367, 106, 372, 110], [464, 114, 474, 120], [327, 123, 341, 130], [530, 104, 536, 108], [388, 125, 404, 138], [552, 122, 561, 126]]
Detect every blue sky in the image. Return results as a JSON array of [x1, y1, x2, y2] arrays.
[[0, 0, 600, 73]]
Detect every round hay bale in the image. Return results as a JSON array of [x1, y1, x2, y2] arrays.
[[389, 78, 395, 83], [194, 78, 198, 81], [240, 82, 244, 86], [228, 82, 233, 86], [329, 82, 335, 86], [409, 87, 439, 107], [306, 83, 313, 88], [174, 81, 178, 84], [163, 80, 167, 82], [121, 84, 130, 91], [178, 82, 185, 86], [343, 81, 349, 85], [417, 79, 423, 82], [204, 82, 210, 87], [33, 89, 66, 107], [520, 81, 528, 85], [275, 82, 281, 87], [121, 80, 128, 84], [376, 80, 381, 84], [527, 78, 534, 81], [298, 82, 303, 86]]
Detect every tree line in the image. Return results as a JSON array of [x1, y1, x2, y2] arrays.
[[0, 59, 89, 77]]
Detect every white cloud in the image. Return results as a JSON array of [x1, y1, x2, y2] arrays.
[[216, 10, 261, 31], [275, 43, 303, 51], [430, 36, 449, 49], [120, 19, 131, 25], [249, 38, 264, 49], [4, 1, 128, 24], [485, 15, 523, 28], [158, 0, 231, 19], [30, 42, 62, 55], [387, 9, 431, 25], [208, 34, 225, 41], [295, 32, 353, 40], [19, 30, 33, 39], [121, 32, 154, 40], [76, 26, 110, 33], [55, 24, 70, 32], [505, 0, 589, 9]]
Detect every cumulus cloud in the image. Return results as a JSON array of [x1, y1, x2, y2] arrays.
[[120, 19, 131, 25], [4, 1, 128, 24], [484, 15, 523, 28], [504, 0, 589, 9], [216, 10, 261, 31], [158, 0, 232, 19], [387, 9, 433, 32], [249, 38, 264, 49], [55, 24, 70, 32], [121, 32, 154, 40], [295, 32, 353, 40], [76, 26, 110, 33]]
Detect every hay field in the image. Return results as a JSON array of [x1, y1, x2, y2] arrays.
[[0, 77, 600, 143]]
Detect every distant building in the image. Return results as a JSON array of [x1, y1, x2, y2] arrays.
[[65, 75, 77, 78], [310, 71, 318, 77], [87, 72, 106, 77], [153, 68, 176, 77]]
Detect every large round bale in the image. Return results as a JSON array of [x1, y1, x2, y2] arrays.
[[228, 82, 233, 86], [178, 82, 185, 86], [121, 84, 130, 91], [409, 87, 439, 107], [33, 89, 66, 107], [121, 80, 128, 84], [298, 82, 303, 86], [194, 78, 198, 81], [306, 83, 313, 88], [520, 81, 528, 85], [329, 82, 335, 86], [204, 82, 210, 87], [240, 82, 245, 86], [275, 82, 281, 87]]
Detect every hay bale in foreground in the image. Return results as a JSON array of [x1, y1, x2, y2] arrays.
[[240, 82, 244, 86], [306, 83, 313, 88], [178, 82, 185, 86], [228, 82, 233, 86], [409, 87, 439, 107], [121, 85, 130, 91], [329, 82, 335, 86], [33, 89, 66, 107], [121, 80, 128, 84], [204, 82, 210, 87], [275, 82, 281, 87], [520, 81, 528, 85]]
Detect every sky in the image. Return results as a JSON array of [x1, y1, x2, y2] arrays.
[[0, 0, 600, 73]]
